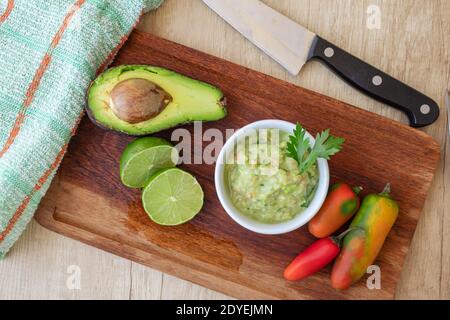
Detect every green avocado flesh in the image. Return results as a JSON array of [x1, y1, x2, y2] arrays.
[[87, 65, 227, 136]]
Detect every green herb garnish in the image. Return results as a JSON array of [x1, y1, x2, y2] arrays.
[[286, 123, 345, 173]]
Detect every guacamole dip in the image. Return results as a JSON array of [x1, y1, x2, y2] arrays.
[[225, 129, 319, 224]]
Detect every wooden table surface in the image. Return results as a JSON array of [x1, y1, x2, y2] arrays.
[[0, 0, 449, 300]]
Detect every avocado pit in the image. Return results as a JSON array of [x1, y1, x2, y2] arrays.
[[109, 78, 171, 124]]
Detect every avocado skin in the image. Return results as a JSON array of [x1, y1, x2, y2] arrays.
[[86, 65, 227, 136]]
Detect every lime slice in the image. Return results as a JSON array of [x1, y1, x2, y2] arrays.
[[142, 168, 204, 225], [120, 137, 179, 188]]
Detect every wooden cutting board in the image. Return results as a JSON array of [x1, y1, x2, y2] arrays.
[[35, 30, 440, 300]]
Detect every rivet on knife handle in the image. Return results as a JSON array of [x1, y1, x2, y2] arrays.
[[308, 36, 440, 127]]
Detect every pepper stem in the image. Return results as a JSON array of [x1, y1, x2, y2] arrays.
[[352, 186, 363, 195], [379, 183, 392, 197], [330, 227, 360, 247]]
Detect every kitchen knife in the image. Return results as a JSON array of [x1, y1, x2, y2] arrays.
[[202, 0, 440, 127]]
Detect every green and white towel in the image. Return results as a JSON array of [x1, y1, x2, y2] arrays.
[[0, 0, 163, 258]]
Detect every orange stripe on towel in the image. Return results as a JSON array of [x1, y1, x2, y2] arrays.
[[50, 0, 86, 49], [0, 0, 86, 158], [0, 112, 84, 244], [96, 33, 129, 75], [0, 3, 143, 246], [0, 0, 14, 25], [96, 12, 144, 75], [0, 144, 68, 242]]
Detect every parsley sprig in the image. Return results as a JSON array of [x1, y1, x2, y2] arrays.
[[286, 123, 345, 173]]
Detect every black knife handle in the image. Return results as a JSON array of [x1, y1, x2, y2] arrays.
[[308, 36, 439, 127]]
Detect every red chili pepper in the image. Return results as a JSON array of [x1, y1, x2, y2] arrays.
[[308, 183, 362, 238], [283, 230, 353, 282]]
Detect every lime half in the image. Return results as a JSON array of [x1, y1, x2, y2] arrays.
[[120, 137, 179, 188], [142, 168, 204, 225]]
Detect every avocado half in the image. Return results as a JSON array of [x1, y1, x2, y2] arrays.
[[86, 65, 227, 136]]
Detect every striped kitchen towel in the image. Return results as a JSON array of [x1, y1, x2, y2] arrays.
[[0, 0, 164, 258]]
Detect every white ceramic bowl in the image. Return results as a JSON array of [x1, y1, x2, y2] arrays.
[[215, 120, 329, 235]]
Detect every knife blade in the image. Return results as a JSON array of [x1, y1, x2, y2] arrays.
[[202, 0, 440, 127]]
